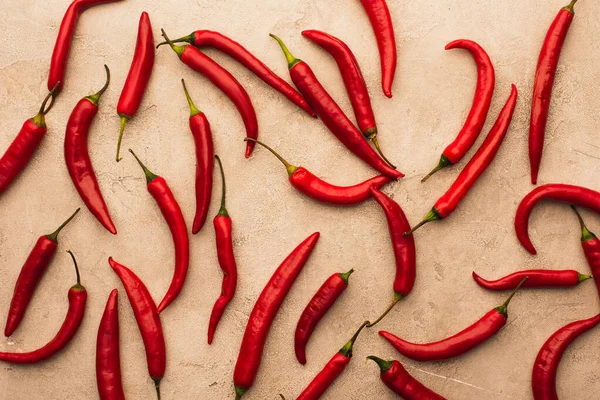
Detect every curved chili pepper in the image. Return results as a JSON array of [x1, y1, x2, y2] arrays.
[[380, 277, 527, 361], [181, 79, 214, 234], [207, 155, 238, 345], [129, 149, 189, 313], [531, 313, 600, 400], [96, 289, 125, 400], [0, 251, 87, 364], [572, 206, 600, 298], [160, 29, 258, 158], [116, 11, 155, 162], [270, 35, 403, 180], [157, 30, 315, 118], [294, 269, 354, 365], [65, 65, 117, 235], [109, 257, 165, 399], [358, 0, 397, 98], [529, 0, 578, 184], [245, 138, 390, 206], [407, 84, 518, 236], [473, 269, 590, 291], [4, 208, 80, 337], [233, 232, 320, 399], [368, 356, 446, 400], [422, 39, 495, 182]]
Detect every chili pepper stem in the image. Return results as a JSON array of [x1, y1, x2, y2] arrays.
[[571, 205, 597, 242], [366, 355, 393, 373], [153, 378, 161, 400], [115, 116, 129, 162], [160, 29, 185, 57], [45, 208, 81, 243], [367, 292, 402, 328], [495, 276, 528, 317], [578, 273, 592, 282], [244, 137, 298, 175], [269, 34, 302, 69], [404, 208, 441, 236], [215, 155, 229, 217], [563, 0, 577, 13], [32, 82, 60, 127], [86, 65, 110, 105], [181, 79, 202, 117], [339, 268, 354, 284], [156, 33, 194, 48], [279, 395, 286, 400], [129, 149, 158, 183], [370, 134, 397, 169], [339, 320, 370, 357], [235, 386, 247, 399], [66, 250, 82, 287], [421, 155, 452, 183]]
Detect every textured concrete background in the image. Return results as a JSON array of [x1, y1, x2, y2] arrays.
[[1, 0, 600, 399]]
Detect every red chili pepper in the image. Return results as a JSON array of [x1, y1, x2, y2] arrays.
[[65, 65, 117, 235], [157, 30, 315, 118], [379, 277, 527, 362], [4, 208, 80, 337], [96, 289, 125, 400], [367, 356, 446, 400], [270, 35, 403, 180], [294, 269, 354, 365], [233, 232, 320, 399], [109, 257, 165, 399], [531, 313, 600, 400], [358, 0, 397, 98], [473, 269, 590, 291], [160, 29, 258, 158], [529, 0, 578, 184], [129, 150, 190, 313], [572, 206, 600, 298], [422, 39, 495, 182], [116, 11, 155, 162], [0, 251, 87, 364], [207, 155, 238, 345], [407, 84, 518, 235]]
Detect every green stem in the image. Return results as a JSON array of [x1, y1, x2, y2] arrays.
[[571, 205, 597, 242], [367, 292, 402, 328], [215, 155, 229, 217], [160, 28, 185, 57], [244, 138, 298, 175], [86, 65, 110, 105], [370, 134, 397, 169], [129, 149, 158, 183], [235, 386, 247, 399], [421, 155, 451, 183], [66, 250, 82, 287], [339, 269, 354, 284], [563, 0, 577, 13], [269, 34, 302, 69], [153, 378, 161, 400], [181, 79, 202, 117], [578, 273, 592, 283], [116, 116, 128, 162], [366, 355, 393, 374], [45, 208, 81, 243], [495, 276, 528, 317], [32, 82, 60, 126], [404, 208, 441, 236], [156, 32, 195, 48], [339, 321, 369, 357]]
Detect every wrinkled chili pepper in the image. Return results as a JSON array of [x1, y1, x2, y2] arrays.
[[295, 269, 354, 365], [270, 35, 403, 180], [129, 149, 189, 313], [4, 208, 80, 337], [380, 277, 527, 361], [96, 289, 125, 400], [0, 251, 87, 364], [529, 0, 578, 184], [116, 11, 155, 162], [65, 65, 117, 235], [407, 85, 518, 235], [422, 39, 495, 182], [160, 29, 258, 158], [472, 269, 590, 291], [234, 232, 320, 399], [245, 138, 390, 206], [572, 206, 600, 298]]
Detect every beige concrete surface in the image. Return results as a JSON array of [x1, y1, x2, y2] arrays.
[[1, 0, 600, 398]]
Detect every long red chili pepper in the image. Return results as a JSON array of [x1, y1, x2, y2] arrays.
[[245, 138, 390, 206], [157, 30, 315, 118], [109, 257, 165, 399], [407, 84, 518, 235], [422, 39, 495, 182], [0, 251, 87, 364], [96, 289, 125, 400], [572, 206, 600, 298], [270, 35, 403, 180], [233, 232, 320, 399], [129, 149, 189, 313], [529, 0, 578, 184], [181, 79, 214, 234], [4, 208, 80, 337], [358, 0, 397, 98], [473, 269, 590, 291], [116, 11, 155, 162], [207, 155, 238, 345], [65, 65, 117, 235], [379, 277, 527, 362], [531, 313, 600, 400], [294, 269, 354, 365], [160, 29, 258, 158]]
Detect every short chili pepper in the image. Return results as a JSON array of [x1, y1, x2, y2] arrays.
[[4, 208, 80, 337], [96, 289, 125, 400], [572, 206, 600, 299], [0, 250, 87, 364], [160, 29, 258, 158], [129, 149, 190, 313], [109, 257, 165, 399], [294, 269, 354, 365], [380, 277, 527, 362], [407, 84, 518, 236], [207, 155, 238, 345], [270, 35, 403, 180], [532, 313, 600, 400], [245, 138, 390, 206], [529, 0, 578, 184], [234, 232, 320, 399], [157, 30, 315, 118], [65, 65, 117, 235], [116, 11, 155, 162], [473, 269, 590, 291], [368, 356, 446, 400], [422, 39, 495, 182]]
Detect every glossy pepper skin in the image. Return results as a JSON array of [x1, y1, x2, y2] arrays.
[[572, 207, 600, 298], [234, 232, 320, 399], [472, 269, 590, 291], [96, 289, 125, 400]]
